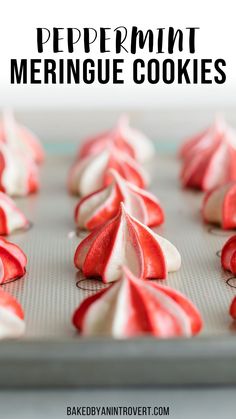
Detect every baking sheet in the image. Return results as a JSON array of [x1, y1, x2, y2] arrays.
[[4, 154, 235, 339], [1, 153, 236, 387]]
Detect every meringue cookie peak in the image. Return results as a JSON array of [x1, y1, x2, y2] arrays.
[[0, 288, 25, 339], [68, 147, 149, 196], [180, 136, 236, 191], [78, 115, 155, 163], [179, 116, 234, 160], [74, 203, 181, 283], [0, 110, 44, 164], [203, 182, 236, 229], [117, 115, 155, 162], [75, 169, 164, 230], [72, 268, 202, 338], [0, 192, 29, 235], [221, 235, 236, 275], [0, 237, 27, 284], [78, 126, 135, 161], [0, 143, 39, 196]]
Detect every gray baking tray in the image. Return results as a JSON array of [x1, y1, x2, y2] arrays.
[[0, 153, 236, 387]]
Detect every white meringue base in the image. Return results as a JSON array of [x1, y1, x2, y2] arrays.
[[0, 306, 25, 339]]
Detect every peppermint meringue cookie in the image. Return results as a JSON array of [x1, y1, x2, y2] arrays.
[[75, 169, 164, 230], [0, 288, 25, 339], [180, 135, 236, 191], [68, 148, 149, 196], [72, 268, 202, 338], [74, 203, 181, 283], [0, 110, 44, 164], [0, 237, 27, 284], [0, 143, 39, 196], [229, 296, 236, 320], [0, 192, 29, 235], [179, 116, 233, 160], [78, 127, 135, 161], [78, 115, 155, 163], [202, 182, 236, 229], [221, 235, 236, 275]]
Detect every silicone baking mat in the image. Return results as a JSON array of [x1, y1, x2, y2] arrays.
[[5, 157, 236, 339], [3, 153, 236, 339], [1, 152, 236, 388]]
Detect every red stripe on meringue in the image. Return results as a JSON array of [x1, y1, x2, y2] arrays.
[[75, 183, 123, 230], [74, 203, 179, 283], [181, 123, 236, 191], [74, 215, 121, 280], [131, 187, 164, 227], [0, 112, 44, 165], [121, 278, 153, 335], [179, 130, 207, 159], [68, 147, 149, 196], [0, 238, 27, 284], [221, 236, 236, 275], [0, 143, 40, 196], [148, 282, 202, 335], [222, 182, 236, 229], [179, 116, 226, 160], [72, 267, 202, 338], [0, 151, 6, 193], [181, 145, 216, 190], [72, 288, 108, 331], [0, 287, 24, 320], [78, 131, 135, 161], [128, 281, 188, 337], [127, 214, 166, 279], [0, 207, 8, 235], [104, 153, 147, 189], [203, 141, 229, 190], [0, 192, 29, 235], [87, 185, 122, 230], [74, 169, 164, 230]]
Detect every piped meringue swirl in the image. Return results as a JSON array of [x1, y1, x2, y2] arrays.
[[0, 192, 29, 235], [0, 288, 25, 339], [68, 147, 149, 196], [221, 235, 236, 275], [72, 267, 202, 338], [0, 110, 44, 164], [75, 169, 164, 230], [179, 116, 236, 159], [203, 182, 236, 229], [0, 237, 27, 284], [180, 117, 236, 191], [78, 115, 155, 163], [0, 143, 39, 196], [74, 203, 181, 283]]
